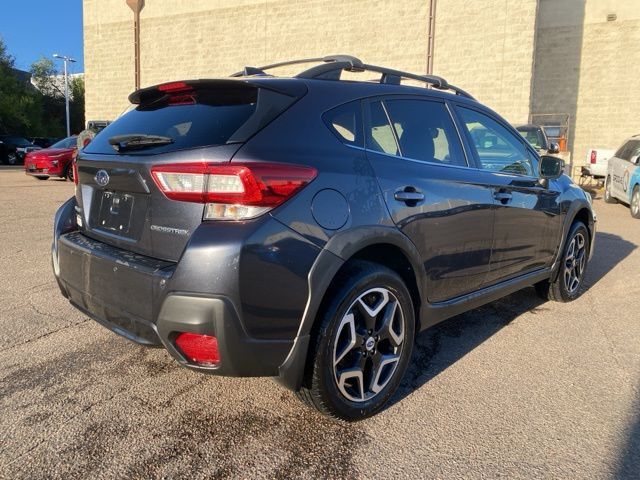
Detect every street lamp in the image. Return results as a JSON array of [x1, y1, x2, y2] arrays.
[[53, 53, 76, 138]]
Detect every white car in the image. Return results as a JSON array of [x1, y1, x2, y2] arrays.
[[584, 148, 615, 178], [604, 135, 640, 218]]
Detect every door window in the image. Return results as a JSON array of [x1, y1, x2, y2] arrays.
[[457, 107, 535, 176], [365, 101, 400, 155], [381, 99, 466, 166]]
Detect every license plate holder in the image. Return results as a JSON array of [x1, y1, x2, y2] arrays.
[[96, 191, 134, 234]]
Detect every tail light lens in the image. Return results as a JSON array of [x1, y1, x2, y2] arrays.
[[72, 154, 79, 185], [151, 162, 317, 220], [590, 150, 597, 164], [175, 332, 220, 366]]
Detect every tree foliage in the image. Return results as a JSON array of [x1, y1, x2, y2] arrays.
[[0, 36, 85, 137]]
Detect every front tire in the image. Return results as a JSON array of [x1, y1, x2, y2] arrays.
[[604, 176, 617, 203], [4, 152, 18, 165], [297, 260, 415, 421], [630, 185, 640, 219], [65, 164, 74, 182], [535, 221, 590, 302]]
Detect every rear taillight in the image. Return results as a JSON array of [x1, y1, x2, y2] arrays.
[[590, 150, 597, 164], [72, 155, 79, 185], [175, 332, 220, 366], [151, 162, 317, 220]]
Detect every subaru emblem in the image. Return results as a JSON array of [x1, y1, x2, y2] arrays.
[[95, 169, 110, 187]]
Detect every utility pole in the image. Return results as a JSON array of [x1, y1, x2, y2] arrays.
[[126, 0, 145, 90], [53, 54, 76, 138], [426, 0, 437, 75]]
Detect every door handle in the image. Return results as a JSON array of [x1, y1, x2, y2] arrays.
[[493, 190, 512, 204], [394, 188, 425, 204]]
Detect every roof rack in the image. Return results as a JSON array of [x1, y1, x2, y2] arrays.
[[230, 54, 474, 100]]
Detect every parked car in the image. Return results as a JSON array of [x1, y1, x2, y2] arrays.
[[515, 124, 560, 155], [0, 135, 41, 165], [29, 137, 61, 149], [51, 56, 595, 420], [24, 136, 78, 181], [584, 147, 616, 179], [604, 134, 640, 218]]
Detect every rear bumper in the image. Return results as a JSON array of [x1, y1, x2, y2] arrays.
[[52, 198, 319, 378]]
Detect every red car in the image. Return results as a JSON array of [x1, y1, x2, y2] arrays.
[[24, 136, 77, 181]]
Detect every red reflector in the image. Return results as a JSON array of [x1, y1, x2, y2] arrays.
[[590, 150, 597, 164], [72, 156, 79, 185], [175, 332, 220, 366], [158, 81, 192, 93]]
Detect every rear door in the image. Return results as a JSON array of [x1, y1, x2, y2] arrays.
[[364, 96, 495, 303], [453, 105, 561, 284], [611, 140, 640, 201], [76, 81, 302, 262]]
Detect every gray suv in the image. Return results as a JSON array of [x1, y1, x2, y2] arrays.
[[52, 56, 595, 420]]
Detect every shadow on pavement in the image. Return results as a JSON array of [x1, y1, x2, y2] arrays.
[[617, 394, 640, 479], [390, 230, 636, 409]]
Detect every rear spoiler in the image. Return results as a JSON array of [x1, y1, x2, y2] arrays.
[[128, 79, 307, 105]]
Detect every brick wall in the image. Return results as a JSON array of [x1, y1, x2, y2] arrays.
[[83, 0, 431, 120], [432, 0, 539, 124], [532, 0, 640, 169]]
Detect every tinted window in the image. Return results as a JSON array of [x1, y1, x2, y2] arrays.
[[616, 140, 640, 161], [516, 126, 546, 150], [50, 136, 77, 149], [85, 87, 297, 155], [458, 107, 534, 176], [366, 101, 399, 155], [3, 136, 31, 147], [323, 100, 363, 147], [384, 99, 466, 166]]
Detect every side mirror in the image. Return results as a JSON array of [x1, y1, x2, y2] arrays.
[[631, 155, 639, 165], [539, 155, 564, 181], [547, 142, 560, 154]]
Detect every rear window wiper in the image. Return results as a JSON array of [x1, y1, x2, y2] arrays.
[[108, 134, 174, 152]]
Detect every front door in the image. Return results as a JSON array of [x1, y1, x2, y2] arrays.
[[453, 105, 562, 285], [364, 97, 495, 303]]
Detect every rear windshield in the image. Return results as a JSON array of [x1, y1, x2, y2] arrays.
[[84, 86, 297, 155], [51, 136, 77, 149]]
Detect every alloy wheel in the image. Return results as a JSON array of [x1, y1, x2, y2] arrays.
[[632, 189, 640, 216], [564, 232, 587, 294], [6, 153, 17, 165], [332, 287, 405, 403]]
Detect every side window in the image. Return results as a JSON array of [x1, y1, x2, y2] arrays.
[[457, 107, 535, 176], [323, 100, 363, 147], [624, 140, 640, 161], [614, 141, 630, 160], [365, 101, 399, 155], [383, 99, 467, 166]]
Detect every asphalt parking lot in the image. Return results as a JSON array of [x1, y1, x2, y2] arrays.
[[0, 166, 638, 479]]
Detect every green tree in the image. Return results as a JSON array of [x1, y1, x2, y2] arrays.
[[0, 37, 40, 134]]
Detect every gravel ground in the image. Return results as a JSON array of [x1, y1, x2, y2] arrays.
[[0, 167, 638, 479]]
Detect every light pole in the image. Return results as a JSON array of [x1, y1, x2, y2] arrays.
[[53, 54, 76, 138]]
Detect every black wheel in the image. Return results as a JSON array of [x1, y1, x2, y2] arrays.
[[604, 176, 617, 203], [65, 164, 74, 182], [4, 152, 18, 165], [297, 260, 415, 421], [630, 185, 640, 219], [535, 221, 590, 302]]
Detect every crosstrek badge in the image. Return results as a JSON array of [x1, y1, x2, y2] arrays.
[[150, 225, 189, 236]]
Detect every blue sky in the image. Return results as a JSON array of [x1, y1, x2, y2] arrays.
[[0, 0, 84, 73]]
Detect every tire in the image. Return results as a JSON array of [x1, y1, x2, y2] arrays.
[[604, 176, 617, 203], [65, 164, 74, 182], [631, 185, 640, 219], [296, 260, 415, 421], [535, 221, 590, 302], [4, 152, 18, 165]]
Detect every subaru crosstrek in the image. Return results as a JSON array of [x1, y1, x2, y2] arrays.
[[52, 56, 595, 420]]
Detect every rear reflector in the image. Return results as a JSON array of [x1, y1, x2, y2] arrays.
[[590, 150, 597, 164], [151, 162, 317, 220], [175, 332, 220, 366]]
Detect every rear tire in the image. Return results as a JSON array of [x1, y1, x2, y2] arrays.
[[535, 221, 590, 302], [631, 186, 640, 219], [4, 152, 18, 165], [604, 176, 617, 203], [296, 260, 415, 421], [65, 165, 74, 182]]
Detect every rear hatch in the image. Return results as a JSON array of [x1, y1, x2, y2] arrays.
[[75, 79, 305, 262]]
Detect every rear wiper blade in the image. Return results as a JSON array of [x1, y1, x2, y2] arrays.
[[108, 134, 174, 152]]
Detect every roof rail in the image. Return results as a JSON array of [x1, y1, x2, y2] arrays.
[[230, 55, 363, 77], [230, 55, 474, 100]]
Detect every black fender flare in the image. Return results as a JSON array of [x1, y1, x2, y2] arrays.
[[276, 225, 425, 391], [550, 199, 595, 281]]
